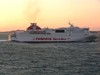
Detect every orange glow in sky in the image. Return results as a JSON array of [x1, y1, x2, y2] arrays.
[[0, 0, 100, 31]]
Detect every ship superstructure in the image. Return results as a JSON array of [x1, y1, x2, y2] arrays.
[[10, 22, 98, 43]]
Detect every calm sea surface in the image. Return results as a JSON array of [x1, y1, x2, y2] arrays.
[[0, 33, 100, 75]]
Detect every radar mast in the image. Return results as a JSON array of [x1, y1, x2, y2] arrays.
[[68, 21, 74, 28]]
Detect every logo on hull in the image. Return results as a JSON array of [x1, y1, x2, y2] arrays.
[[34, 38, 66, 40]]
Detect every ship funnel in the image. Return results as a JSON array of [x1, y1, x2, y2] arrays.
[[31, 23, 37, 26], [27, 23, 41, 31]]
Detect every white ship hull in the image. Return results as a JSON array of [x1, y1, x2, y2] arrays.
[[10, 32, 97, 43], [10, 23, 98, 43]]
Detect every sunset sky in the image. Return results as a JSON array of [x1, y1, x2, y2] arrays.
[[0, 0, 100, 31]]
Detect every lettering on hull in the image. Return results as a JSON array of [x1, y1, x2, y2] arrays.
[[53, 38, 66, 40], [34, 38, 66, 40], [36, 38, 51, 40]]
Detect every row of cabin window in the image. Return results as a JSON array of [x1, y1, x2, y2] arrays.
[[55, 30, 85, 33]]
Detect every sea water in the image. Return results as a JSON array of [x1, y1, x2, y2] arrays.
[[0, 33, 100, 75]]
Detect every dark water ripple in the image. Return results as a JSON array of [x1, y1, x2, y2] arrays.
[[0, 41, 100, 75]]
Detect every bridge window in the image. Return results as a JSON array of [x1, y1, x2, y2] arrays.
[[55, 30, 65, 33]]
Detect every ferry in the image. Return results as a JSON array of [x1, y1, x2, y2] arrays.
[[10, 22, 98, 43]]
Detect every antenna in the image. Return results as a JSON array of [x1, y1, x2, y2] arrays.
[[68, 20, 71, 25], [69, 20, 70, 23], [47, 26, 48, 29]]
